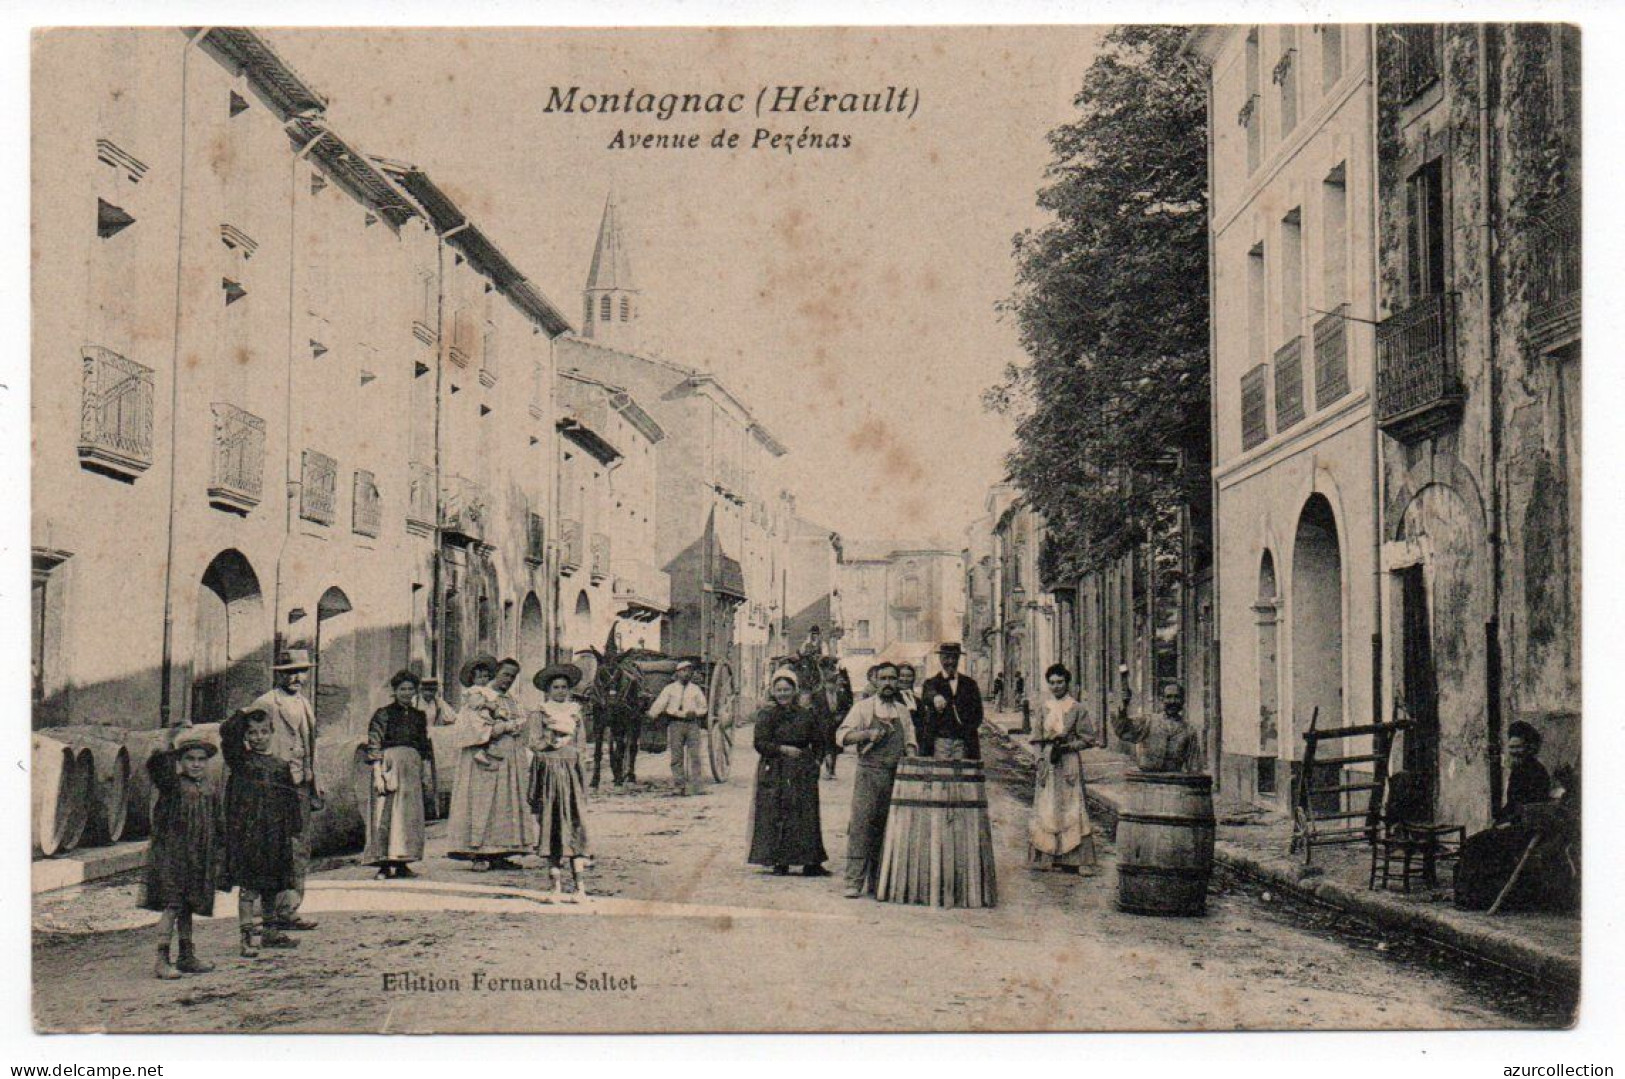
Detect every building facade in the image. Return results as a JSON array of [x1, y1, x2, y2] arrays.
[[1191, 24, 1382, 805], [556, 370, 669, 657], [786, 512, 843, 656], [1371, 25, 1580, 830], [34, 28, 571, 852]]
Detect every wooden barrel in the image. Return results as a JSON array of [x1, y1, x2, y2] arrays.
[[1115, 771, 1215, 916], [53, 726, 133, 845], [876, 757, 998, 908], [32, 734, 93, 857]]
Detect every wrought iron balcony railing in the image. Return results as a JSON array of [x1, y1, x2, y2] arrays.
[[1240, 363, 1269, 451], [1527, 189, 1580, 349], [208, 403, 265, 513], [525, 511, 546, 565], [1376, 291, 1463, 442], [299, 450, 337, 526], [1313, 305, 1351, 409], [79, 346, 155, 480], [352, 470, 381, 538], [439, 474, 487, 544], [560, 518, 583, 574], [1274, 336, 1305, 430]]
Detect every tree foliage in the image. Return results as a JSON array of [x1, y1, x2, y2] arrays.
[[992, 26, 1210, 581]]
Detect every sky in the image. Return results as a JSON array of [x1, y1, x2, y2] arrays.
[[271, 27, 1106, 548]]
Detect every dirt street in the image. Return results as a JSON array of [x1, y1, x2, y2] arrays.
[[34, 723, 1544, 1033]]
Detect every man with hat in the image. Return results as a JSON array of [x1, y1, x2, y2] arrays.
[[646, 658, 709, 796], [245, 647, 321, 932], [919, 643, 984, 761]]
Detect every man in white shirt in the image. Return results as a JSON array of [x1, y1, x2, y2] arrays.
[[245, 648, 322, 932], [835, 662, 919, 897], [646, 659, 709, 796]]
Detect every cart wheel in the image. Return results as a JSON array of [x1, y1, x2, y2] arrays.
[[708, 661, 737, 782]]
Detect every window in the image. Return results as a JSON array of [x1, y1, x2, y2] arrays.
[[1275, 27, 1299, 138], [1322, 166, 1348, 306], [1280, 208, 1302, 342], [855, 619, 870, 642], [1242, 28, 1263, 174], [619, 296, 630, 321], [1406, 159, 1446, 303], [600, 294, 612, 321], [1320, 25, 1344, 91], [1247, 242, 1267, 370], [1392, 25, 1441, 103]]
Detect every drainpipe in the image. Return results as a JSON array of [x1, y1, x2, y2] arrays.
[[1479, 25, 1506, 817], [158, 27, 213, 729], [271, 124, 331, 668], [1368, 26, 1385, 732], [431, 220, 472, 686], [1201, 55, 1222, 785]]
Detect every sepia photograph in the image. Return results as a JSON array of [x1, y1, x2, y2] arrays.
[[26, 16, 1585, 1037]]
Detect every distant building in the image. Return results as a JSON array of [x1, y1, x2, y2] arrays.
[[786, 513, 843, 656], [835, 540, 964, 679], [558, 194, 792, 706]]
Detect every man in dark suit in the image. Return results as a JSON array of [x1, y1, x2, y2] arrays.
[[919, 643, 985, 760]]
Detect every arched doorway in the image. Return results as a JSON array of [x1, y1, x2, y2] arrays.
[[190, 550, 268, 722], [1254, 550, 1281, 794], [566, 589, 594, 655], [314, 586, 356, 731], [1291, 495, 1343, 747], [519, 592, 547, 673]]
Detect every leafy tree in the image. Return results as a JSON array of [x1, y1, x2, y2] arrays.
[[990, 25, 1210, 582]]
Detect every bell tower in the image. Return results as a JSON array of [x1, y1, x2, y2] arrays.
[[582, 191, 639, 349]]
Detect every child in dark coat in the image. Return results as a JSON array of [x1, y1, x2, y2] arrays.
[[220, 708, 304, 957], [141, 731, 222, 979]]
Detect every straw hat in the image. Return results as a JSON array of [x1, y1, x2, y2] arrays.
[[272, 647, 313, 672], [459, 652, 499, 688], [534, 663, 584, 691]]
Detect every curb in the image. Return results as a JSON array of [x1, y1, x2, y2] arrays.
[[987, 722, 1579, 990]]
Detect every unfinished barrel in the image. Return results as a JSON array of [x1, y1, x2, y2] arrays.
[[876, 757, 997, 908], [1115, 771, 1215, 916], [54, 726, 132, 845], [32, 733, 93, 857]]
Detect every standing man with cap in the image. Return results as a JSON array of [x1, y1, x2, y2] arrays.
[[647, 658, 709, 796], [919, 643, 984, 761], [835, 661, 917, 897], [245, 648, 321, 932]]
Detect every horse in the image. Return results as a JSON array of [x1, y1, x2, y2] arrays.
[[579, 650, 647, 788]]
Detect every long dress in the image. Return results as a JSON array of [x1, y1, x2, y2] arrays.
[[747, 703, 828, 867], [527, 701, 592, 861], [1028, 696, 1099, 870], [219, 711, 302, 900], [141, 750, 222, 915], [445, 688, 536, 860], [1455, 758, 1572, 911], [362, 702, 432, 866]]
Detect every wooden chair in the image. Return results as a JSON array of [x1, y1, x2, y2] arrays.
[[1292, 708, 1410, 865], [1368, 771, 1465, 893]]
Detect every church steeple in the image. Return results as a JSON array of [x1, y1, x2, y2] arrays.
[[583, 191, 639, 347]]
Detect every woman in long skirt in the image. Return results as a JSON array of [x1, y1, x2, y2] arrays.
[[1028, 663, 1100, 874], [445, 657, 536, 871], [528, 664, 592, 899], [362, 670, 435, 879], [749, 668, 830, 877]]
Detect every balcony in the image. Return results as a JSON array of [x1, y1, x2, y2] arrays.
[[439, 474, 488, 545], [78, 346, 155, 481], [559, 518, 583, 575], [208, 403, 265, 514], [407, 461, 435, 532], [525, 511, 546, 565], [590, 532, 611, 583], [1313, 306, 1351, 409], [1240, 363, 1269, 451], [352, 469, 381, 538], [1273, 337, 1305, 430], [1527, 190, 1580, 350], [1390, 25, 1441, 103], [1376, 292, 1463, 443], [613, 560, 671, 621], [299, 450, 337, 526]]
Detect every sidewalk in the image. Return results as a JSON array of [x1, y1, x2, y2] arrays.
[[988, 717, 1579, 989]]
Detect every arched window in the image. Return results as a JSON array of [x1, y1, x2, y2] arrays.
[[600, 295, 612, 322], [619, 296, 630, 321]]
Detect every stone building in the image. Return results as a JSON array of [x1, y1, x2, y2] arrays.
[[1371, 25, 1579, 829], [960, 511, 998, 687], [990, 490, 1056, 713], [558, 196, 792, 709], [555, 370, 669, 657], [1188, 24, 1382, 804], [834, 540, 964, 680], [785, 512, 843, 655], [34, 28, 571, 851]]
